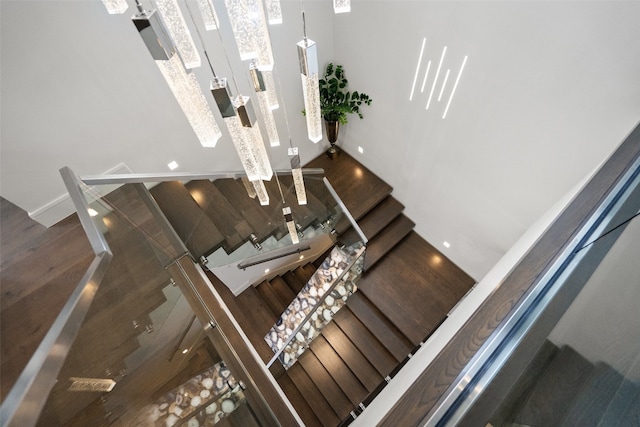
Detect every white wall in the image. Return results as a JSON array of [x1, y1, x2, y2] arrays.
[[0, 0, 333, 221], [2, 1, 640, 280], [332, 1, 640, 280]]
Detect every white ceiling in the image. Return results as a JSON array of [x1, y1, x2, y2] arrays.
[[2, 0, 639, 281]]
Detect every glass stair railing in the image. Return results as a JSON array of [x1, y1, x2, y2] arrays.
[[0, 166, 365, 427]]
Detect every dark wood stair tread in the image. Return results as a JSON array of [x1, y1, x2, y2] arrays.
[[277, 374, 323, 427], [331, 307, 397, 377], [150, 181, 225, 259], [309, 335, 368, 407], [321, 322, 381, 392], [338, 195, 405, 241], [286, 363, 341, 427], [184, 180, 252, 252], [281, 270, 305, 295], [345, 292, 413, 362], [363, 214, 415, 271], [304, 151, 393, 221], [255, 280, 285, 318], [297, 350, 353, 419], [293, 265, 313, 288], [212, 178, 278, 242], [269, 276, 296, 308]]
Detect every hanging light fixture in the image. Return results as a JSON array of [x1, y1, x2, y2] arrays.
[[250, 62, 280, 147], [197, 0, 219, 31], [265, 0, 283, 24], [253, 179, 270, 206], [288, 147, 307, 205], [132, 2, 222, 148], [211, 77, 273, 183], [297, 12, 322, 143], [283, 207, 299, 244], [224, 0, 274, 71], [101, 0, 128, 14], [153, 0, 201, 69], [241, 176, 257, 198], [333, 0, 350, 13]]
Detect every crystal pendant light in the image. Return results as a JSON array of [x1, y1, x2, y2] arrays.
[[211, 77, 273, 182], [102, 0, 128, 14], [262, 70, 280, 109], [133, 4, 221, 148], [241, 176, 257, 198], [297, 36, 322, 143], [224, 0, 274, 71], [265, 0, 283, 24], [154, 0, 201, 69], [197, 0, 219, 31], [288, 147, 307, 205], [333, 0, 350, 13], [253, 180, 270, 206], [283, 207, 299, 244], [250, 62, 280, 147]]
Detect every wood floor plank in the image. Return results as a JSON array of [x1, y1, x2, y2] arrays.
[[310, 335, 368, 407], [297, 351, 353, 420], [286, 363, 341, 427], [321, 322, 381, 392], [346, 292, 413, 361]]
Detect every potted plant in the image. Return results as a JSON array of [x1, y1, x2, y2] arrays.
[[318, 63, 372, 156]]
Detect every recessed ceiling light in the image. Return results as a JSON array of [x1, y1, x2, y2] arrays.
[[358, 146, 364, 154], [87, 208, 98, 217], [168, 161, 179, 170], [443, 241, 451, 248]]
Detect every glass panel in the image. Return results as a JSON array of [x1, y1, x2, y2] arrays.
[[444, 164, 640, 427], [204, 173, 344, 268], [34, 182, 263, 426], [487, 189, 640, 426]]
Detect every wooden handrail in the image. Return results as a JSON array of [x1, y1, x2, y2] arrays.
[[381, 122, 640, 426]]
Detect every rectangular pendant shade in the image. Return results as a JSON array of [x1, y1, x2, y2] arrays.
[[224, 0, 274, 71], [154, 0, 201, 69], [102, 0, 128, 14], [266, 0, 283, 24], [297, 38, 322, 143], [283, 207, 299, 244], [333, 0, 350, 13], [197, 0, 219, 30], [289, 148, 307, 205], [251, 64, 280, 146], [212, 78, 273, 182], [133, 10, 221, 148]]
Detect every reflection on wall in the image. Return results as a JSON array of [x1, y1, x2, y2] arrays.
[[131, 362, 245, 426]]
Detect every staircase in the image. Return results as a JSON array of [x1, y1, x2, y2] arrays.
[[149, 175, 333, 262], [496, 342, 640, 427]]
